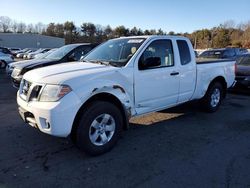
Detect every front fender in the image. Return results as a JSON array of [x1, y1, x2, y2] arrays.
[[74, 80, 135, 116]]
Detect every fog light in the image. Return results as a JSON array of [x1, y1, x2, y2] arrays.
[[39, 117, 51, 129]]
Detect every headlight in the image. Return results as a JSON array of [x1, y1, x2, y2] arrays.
[[12, 68, 21, 77], [39, 84, 72, 102]]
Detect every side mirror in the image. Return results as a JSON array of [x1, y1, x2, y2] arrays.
[[139, 56, 161, 70]]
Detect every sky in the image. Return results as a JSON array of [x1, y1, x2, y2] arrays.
[[1, 0, 250, 33]]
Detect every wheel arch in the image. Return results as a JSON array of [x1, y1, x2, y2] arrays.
[[71, 92, 130, 141], [208, 76, 227, 98]]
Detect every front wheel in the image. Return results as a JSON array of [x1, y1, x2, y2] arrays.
[[201, 82, 224, 113], [75, 101, 123, 156]]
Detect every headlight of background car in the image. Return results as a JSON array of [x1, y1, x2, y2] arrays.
[[12, 68, 21, 77], [39, 84, 72, 102]]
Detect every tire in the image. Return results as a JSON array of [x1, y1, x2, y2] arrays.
[[201, 82, 224, 113], [0, 61, 7, 69], [75, 101, 123, 156]]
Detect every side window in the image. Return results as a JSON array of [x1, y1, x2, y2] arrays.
[[177, 40, 191, 65], [138, 39, 174, 70]]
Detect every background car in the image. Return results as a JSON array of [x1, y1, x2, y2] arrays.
[[11, 43, 98, 87], [8, 47, 21, 54], [33, 48, 57, 59], [6, 49, 57, 75], [0, 52, 14, 68], [16, 49, 36, 59], [13, 48, 30, 57], [199, 47, 248, 60], [0, 47, 12, 55], [26, 48, 51, 59], [234, 53, 250, 89], [22, 49, 38, 59]]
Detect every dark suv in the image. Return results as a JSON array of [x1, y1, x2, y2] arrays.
[[199, 47, 248, 60], [11, 43, 98, 88], [235, 53, 250, 89]]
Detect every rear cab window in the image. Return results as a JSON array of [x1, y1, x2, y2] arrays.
[[177, 40, 191, 65]]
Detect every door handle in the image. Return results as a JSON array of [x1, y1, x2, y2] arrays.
[[170, 71, 179, 76]]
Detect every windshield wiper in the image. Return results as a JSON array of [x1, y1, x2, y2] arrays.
[[97, 60, 110, 66], [87, 60, 119, 67]]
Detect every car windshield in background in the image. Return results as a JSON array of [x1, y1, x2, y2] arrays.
[[237, 55, 250, 65], [45, 45, 76, 60], [84, 38, 145, 67]]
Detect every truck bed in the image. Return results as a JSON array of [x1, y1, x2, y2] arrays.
[[191, 58, 235, 101]]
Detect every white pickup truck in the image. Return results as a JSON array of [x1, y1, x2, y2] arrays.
[[17, 36, 235, 155]]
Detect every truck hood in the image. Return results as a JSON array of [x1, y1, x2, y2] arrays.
[[23, 61, 119, 85]]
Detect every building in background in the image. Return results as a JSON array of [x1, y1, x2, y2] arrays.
[[0, 33, 65, 48]]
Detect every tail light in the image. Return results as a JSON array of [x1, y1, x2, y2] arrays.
[[234, 63, 237, 75]]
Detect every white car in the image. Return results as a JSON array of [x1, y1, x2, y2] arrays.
[[27, 48, 51, 59], [17, 36, 235, 155], [0, 52, 14, 68], [34, 48, 57, 59], [16, 50, 34, 59]]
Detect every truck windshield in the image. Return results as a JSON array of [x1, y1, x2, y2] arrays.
[[84, 38, 145, 67]]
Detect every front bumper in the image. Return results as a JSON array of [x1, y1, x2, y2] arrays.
[[17, 90, 82, 137]]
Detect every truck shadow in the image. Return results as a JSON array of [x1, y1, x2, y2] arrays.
[[129, 100, 200, 127], [229, 88, 250, 96]]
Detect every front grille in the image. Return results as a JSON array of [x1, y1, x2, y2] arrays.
[[29, 85, 43, 101], [20, 79, 43, 102]]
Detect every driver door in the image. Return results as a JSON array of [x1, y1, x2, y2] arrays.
[[134, 39, 180, 115]]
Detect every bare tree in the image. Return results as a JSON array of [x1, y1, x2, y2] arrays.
[[35, 22, 45, 34], [11, 20, 18, 33], [0, 16, 12, 32], [241, 22, 250, 48], [17, 22, 26, 33], [222, 20, 236, 29], [27, 24, 35, 33]]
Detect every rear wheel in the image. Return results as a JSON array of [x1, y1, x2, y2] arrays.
[[201, 82, 224, 112], [75, 101, 123, 156]]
